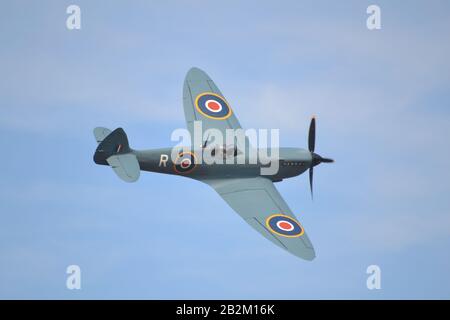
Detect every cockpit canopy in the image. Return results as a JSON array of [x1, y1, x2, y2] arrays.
[[205, 144, 241, 159]]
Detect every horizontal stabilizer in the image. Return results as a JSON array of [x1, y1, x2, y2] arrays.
[[93, 127, 112, 143], [106, 154, 140, 183]]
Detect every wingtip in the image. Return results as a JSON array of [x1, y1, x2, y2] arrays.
[[297, 248, 316, 261], [289, 244, 316, 261], [186, 67, 206, 77], [186, 66, 212, 80], [187, 66, 203, 73]]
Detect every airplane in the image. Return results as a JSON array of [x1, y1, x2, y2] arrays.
[[93, 67, 333, 261]]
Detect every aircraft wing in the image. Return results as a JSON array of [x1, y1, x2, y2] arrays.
[[202, 177, 315, 260], [183, 67, 246, 148]]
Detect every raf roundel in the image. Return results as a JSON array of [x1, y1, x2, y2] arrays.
[[195, 92, 232, 120], [266, 214, 304, 238], [174, 151, 197, 174]]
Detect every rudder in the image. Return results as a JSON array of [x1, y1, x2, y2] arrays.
[[93, 128, 131, 165], [93, 127, 140, 182]]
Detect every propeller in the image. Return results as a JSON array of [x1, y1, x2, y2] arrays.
[[307, 117, 334, 199]]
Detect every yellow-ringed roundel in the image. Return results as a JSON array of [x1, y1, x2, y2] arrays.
[[195, 92, 232, 120], [173, 151, 197, 174], [266, 214, 304, 238]]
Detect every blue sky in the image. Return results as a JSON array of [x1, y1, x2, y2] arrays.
[[1, 0, 450, 299]]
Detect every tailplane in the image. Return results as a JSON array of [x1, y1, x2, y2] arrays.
[[93, 127, 140, 182], [93, 127, 112, 143]]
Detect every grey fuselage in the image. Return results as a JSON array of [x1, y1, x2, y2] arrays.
[[132, 147, 313, 182]]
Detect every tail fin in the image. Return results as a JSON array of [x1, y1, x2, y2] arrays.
[[93, 127, 140, 182]]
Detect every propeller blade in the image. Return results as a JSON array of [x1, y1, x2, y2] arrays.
[[308, 117, 316, 152], [305, 116, 334, 200]]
